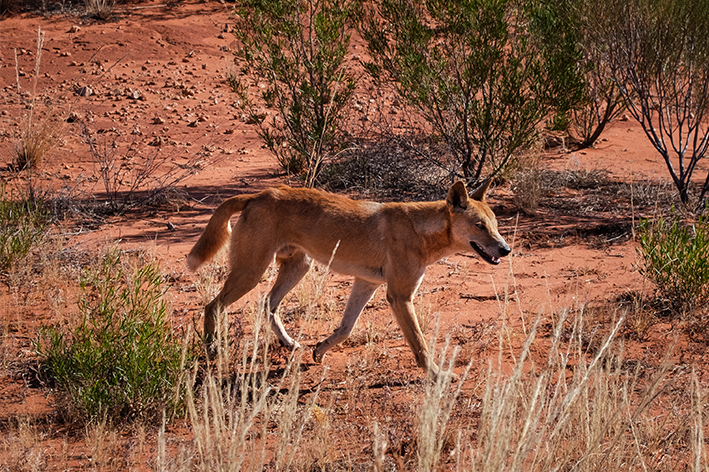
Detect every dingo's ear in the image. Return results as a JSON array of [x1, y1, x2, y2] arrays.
[[447, 181, 470, 210], [470, 178, 492, 202]]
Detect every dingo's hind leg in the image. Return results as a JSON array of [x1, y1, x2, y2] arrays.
[[204, 245, 273, 340], [313, 278, 379, 363], [267, 250, 313, 349]]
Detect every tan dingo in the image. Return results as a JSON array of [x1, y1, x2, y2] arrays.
[[187, 180, 510, 375]]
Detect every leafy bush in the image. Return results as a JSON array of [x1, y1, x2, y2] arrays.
[[35, 249, 190, 425], [360, 0, 578, 182], [232, 0, 357, 187], [528, 0, 623, 146], [637, 216, 709, 315], [0, 184, 49, 274]]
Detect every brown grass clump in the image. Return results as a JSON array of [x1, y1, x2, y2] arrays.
[[12, 28, 62, 171], [13, 115, 63, 171], [83, 0, 116, 20]]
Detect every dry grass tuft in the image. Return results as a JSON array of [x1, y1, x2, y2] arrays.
[[12, 28, 62, 171], [83, 0, 116, 20]]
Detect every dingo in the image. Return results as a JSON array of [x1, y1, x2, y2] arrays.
[[188, 180, 510, 375]]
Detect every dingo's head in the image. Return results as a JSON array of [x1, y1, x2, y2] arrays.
[[446, 180, 511, 265]]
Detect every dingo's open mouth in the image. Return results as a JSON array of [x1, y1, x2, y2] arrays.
[[471, 241, 501, 265]]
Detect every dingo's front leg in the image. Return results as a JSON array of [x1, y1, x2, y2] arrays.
[[313, 278, 380, 363], [386, 272, 439, 376]]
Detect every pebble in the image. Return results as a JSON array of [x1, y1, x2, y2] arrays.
[[76, 85, 92, 96]]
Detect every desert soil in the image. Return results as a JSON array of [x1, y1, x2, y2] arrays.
[[1, 1, 708, 470]]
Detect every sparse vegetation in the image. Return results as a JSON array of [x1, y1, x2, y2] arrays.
[[579, 0, 709, 207], [231, 0, 357, 187], [83, 0, 116, 20], [12, 27, 62, 171], [360, 0, 579, 183], [0, 184, 50, 275], [530, 0, 624, 146], [637, 216, 709, 320], [80, 123, 210, 215], [35, 248, 191, 426]]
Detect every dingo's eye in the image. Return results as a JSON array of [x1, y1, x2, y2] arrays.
[[476, 221, 486, 230]]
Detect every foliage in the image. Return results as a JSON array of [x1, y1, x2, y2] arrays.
[[0, 184, 49, 274], [580, 0, 709, 206], [35, 249, 190, 426], [637, 216, 709, 315], [360, 0, 576, 183], [232, 0, 357, 187], [529, 0, 623, 147]]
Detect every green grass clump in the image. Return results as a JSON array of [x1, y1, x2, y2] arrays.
[[0, 184, 49, 274], [637, 216, 709, 315], [35, 248, 190, 426]]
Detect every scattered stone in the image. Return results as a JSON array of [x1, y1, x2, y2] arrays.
[[76, 85, 92, 97], [619, 113, 629, 121], [68, 25, 81, 33], [60, 51, 71, 57], [153, 116, 165, 124]]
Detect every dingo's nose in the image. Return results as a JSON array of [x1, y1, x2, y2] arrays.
[[499, 243, 511, 257]]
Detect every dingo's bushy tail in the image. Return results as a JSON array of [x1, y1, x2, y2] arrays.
[[187, 194, 255, 271]]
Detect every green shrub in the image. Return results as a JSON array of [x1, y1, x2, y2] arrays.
[[637, 216, 709, 315], [0, 184, 49, 274], [35, 249, 190, 426], [232, 0, 357, 187], [360, 0, 578, 182]]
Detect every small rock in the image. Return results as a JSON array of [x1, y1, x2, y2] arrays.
[[76, 85, 92, 97], [68, 25, 81, 33], [60, 51, 71, 57]]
